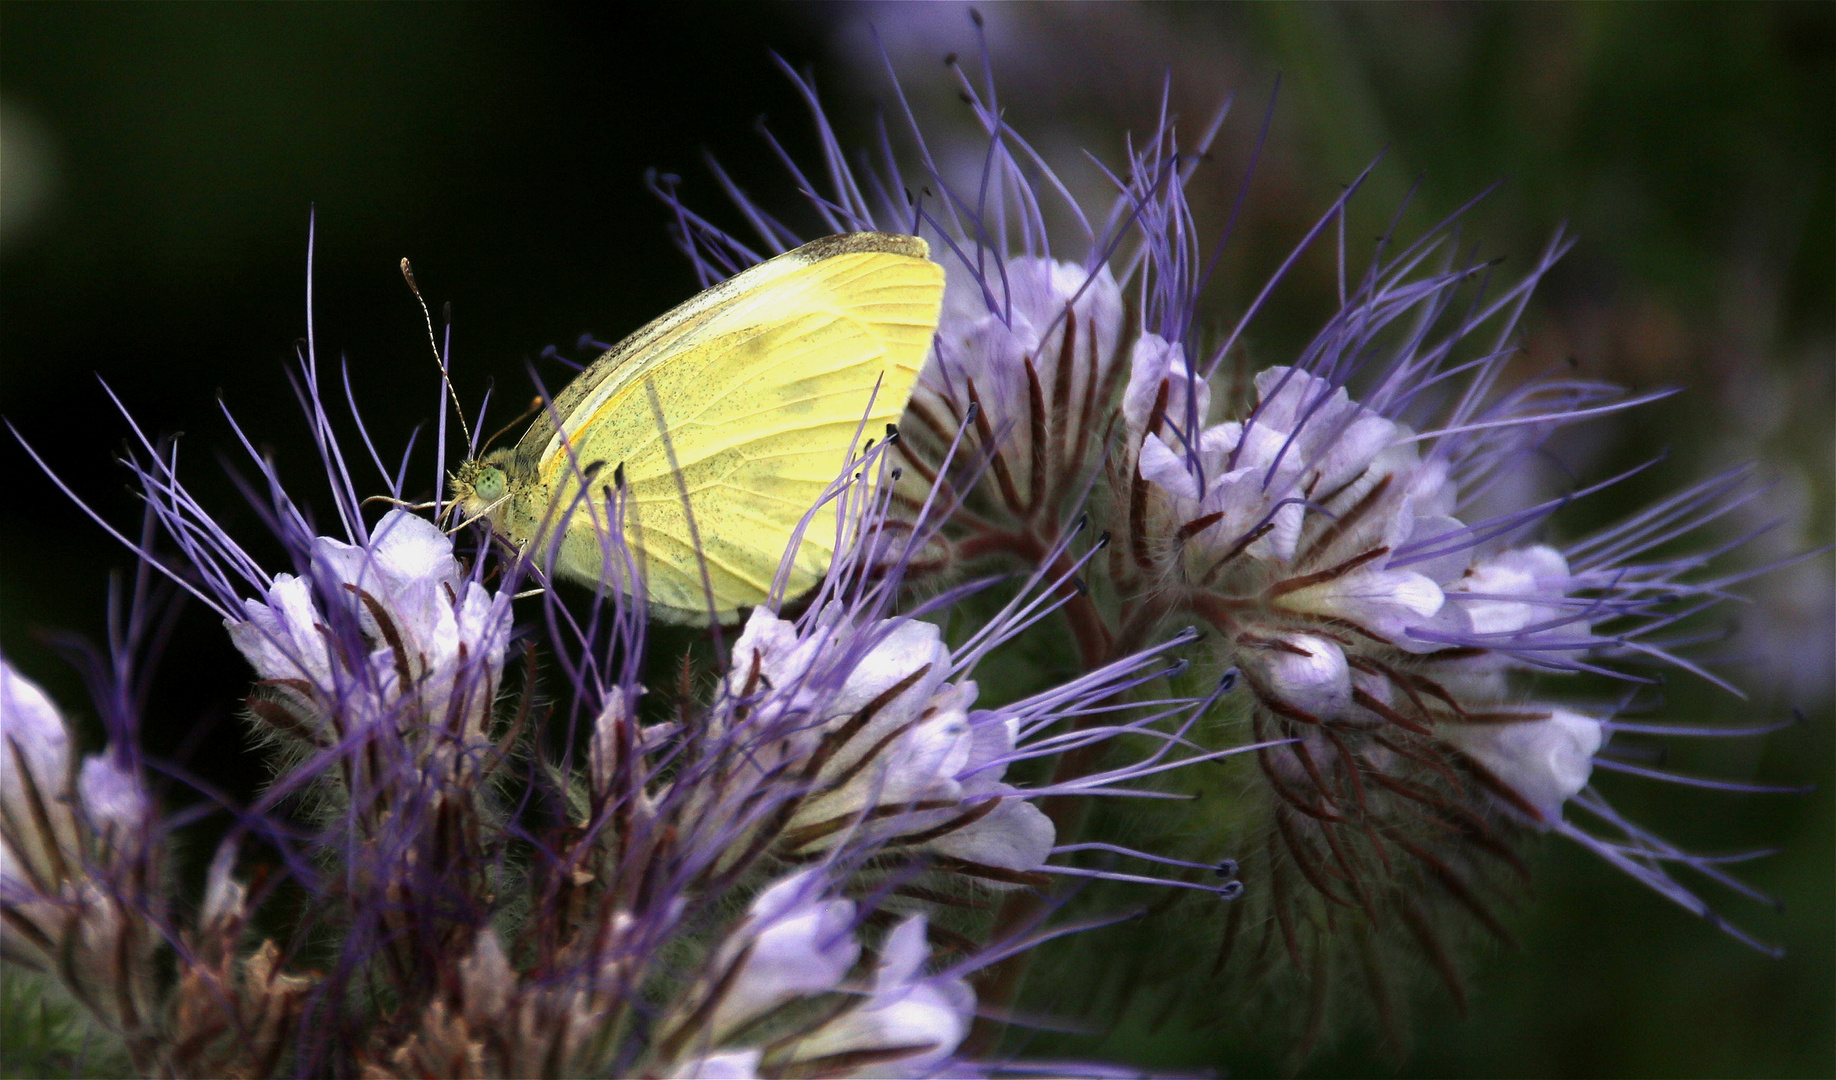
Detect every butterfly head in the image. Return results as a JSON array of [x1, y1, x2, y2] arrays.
[[447, 448, 522, 534]]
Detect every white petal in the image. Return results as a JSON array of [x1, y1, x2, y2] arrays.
[[1450, 544, 1577, 638], [928, 257, 1121, 457], [669, 1049, 761, 1080], [885, 710, 974, 795], [1277, 569, 1446, 647], [1397, 514, 1475, 585], [1123, 334, 1208, 436], [1314, 413, 1401, 490], [874, 915, 931, 990], [77, 754, 147, 842], [1251, 366, 1335, 432], [228, 574, 332, 685], [711, 871, 860, 1037], [1136, 433, 1203, 500], [0, 659, 77, 890], [833, 619, 950, 726], [1440, 709, 1605, 824], [0, 659, 71, 802], [928, 797, 1054, 878], [788, 916, 973, 1077], [726, 608, 805, 696], [1222, 413, 1294, 475], [367, 509, 460, 584]]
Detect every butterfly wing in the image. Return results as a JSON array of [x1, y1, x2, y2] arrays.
[[528, 233, 944, 622]]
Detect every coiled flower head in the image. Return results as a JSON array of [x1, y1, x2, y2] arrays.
[[658, 31, 1811, 1057]]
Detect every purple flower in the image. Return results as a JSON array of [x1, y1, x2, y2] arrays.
[[717, 605, 1053, 877], [4, 19, 1810, 1077], [226, 508, 512, 749], [654, 26, 1810, 1055], [774, 914, 975, 1079]]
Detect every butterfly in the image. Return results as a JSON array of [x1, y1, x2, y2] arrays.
[[449, 233, 945, 623]]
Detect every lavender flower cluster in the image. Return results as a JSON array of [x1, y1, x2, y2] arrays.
[[2, 42, 1804, 1079]]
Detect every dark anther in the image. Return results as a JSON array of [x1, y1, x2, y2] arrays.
[[582, 459, 607, 480], [963, 400, 979, 422], [890, 467, 903, 481], [969, 7, 983, 27], [886, 422, 900, 440], [1214, 858, 1239, 879], [613, 462, 626, 489], [1218, 880, 1245, 901], [442, 301, 452, 322], [943, 52, 958, 66], [1095, 530, 1112, 549], [1219, 667, 1240, 693]]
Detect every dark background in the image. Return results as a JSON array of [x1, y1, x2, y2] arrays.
[[2, 4, 1830, 1077]]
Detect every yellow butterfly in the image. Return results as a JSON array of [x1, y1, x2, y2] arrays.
[[449, 233, 945, 623]]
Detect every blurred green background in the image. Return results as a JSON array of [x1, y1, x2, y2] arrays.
[[1, 3, 1829, 1077]]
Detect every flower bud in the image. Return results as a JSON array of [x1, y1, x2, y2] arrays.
[[708, 870, 860, 1039], [778, 916, 973, 1079], [1440, 708, 1605, 824], [1, 659, 78, 896], [1243, 633, 1352, 720], [77, 752, 149, 860]]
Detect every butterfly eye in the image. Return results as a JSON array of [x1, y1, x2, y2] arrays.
[[474, 466, 507, 502]]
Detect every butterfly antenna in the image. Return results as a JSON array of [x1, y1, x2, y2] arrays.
[[401, 257, 474, 450], [479, 395, 546, 455]]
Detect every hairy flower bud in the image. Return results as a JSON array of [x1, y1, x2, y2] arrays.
[[1241, 632, 1352, 721], [0, 659, 78, 901], [1440, 709, 1606, 824]]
